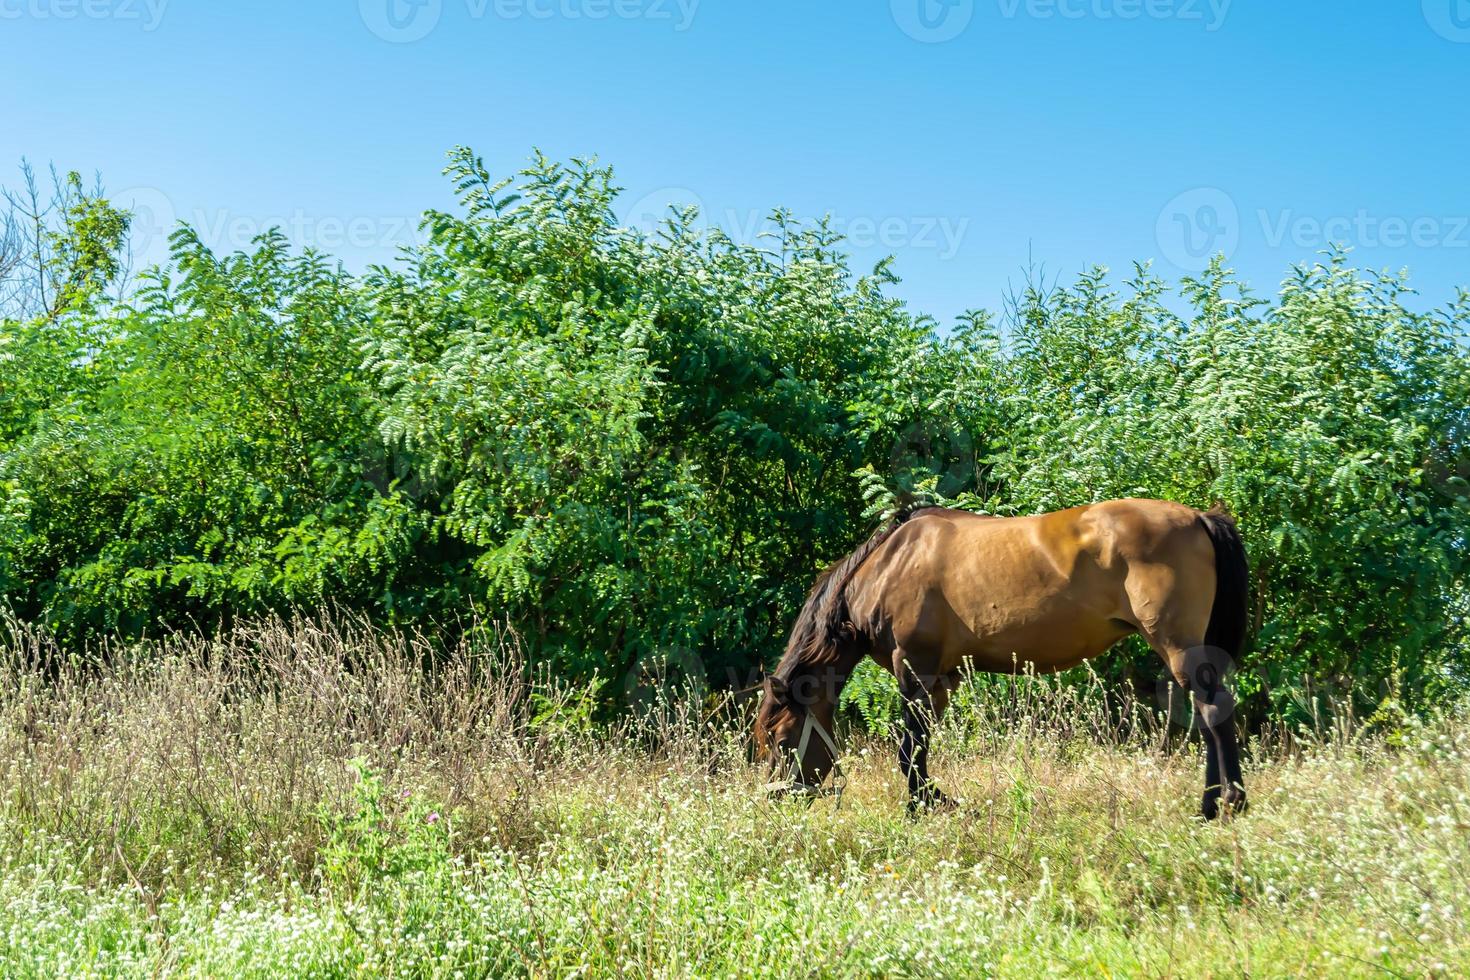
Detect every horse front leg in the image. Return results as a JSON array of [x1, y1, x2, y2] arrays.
[[894, 654, 955, 813]]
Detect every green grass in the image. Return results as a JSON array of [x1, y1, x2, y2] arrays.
[[1, 616, 1466, 977]]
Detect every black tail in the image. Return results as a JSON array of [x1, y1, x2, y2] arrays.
[[1198, 508, 1249, 659], [774, 504, 940, 681]]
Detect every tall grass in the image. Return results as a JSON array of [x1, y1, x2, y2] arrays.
[[1, 615, 1467, 977]]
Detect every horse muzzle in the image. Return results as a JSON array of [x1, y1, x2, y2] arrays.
[[765, 778, 833, 797]]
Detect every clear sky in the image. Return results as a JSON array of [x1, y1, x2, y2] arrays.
[[4, 1, 1468, 326]]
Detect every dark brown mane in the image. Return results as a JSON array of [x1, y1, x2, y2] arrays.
[[772, 505, 951, 683]]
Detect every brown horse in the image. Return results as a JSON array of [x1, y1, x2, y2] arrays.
[[755, 499, 1249, 820]]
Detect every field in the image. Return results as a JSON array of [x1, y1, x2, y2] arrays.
[[1, 617, 1466, 978], [5, 13, 1469, 979]]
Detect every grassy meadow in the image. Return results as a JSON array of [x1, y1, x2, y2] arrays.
[[0, 616, 1466, 978]]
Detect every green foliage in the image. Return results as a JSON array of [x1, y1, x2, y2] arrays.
[[1, 227, 396, 638], [354, 147, 949, 684], [838, 657, 903, 734], [1, 149, 1468, 723], [2, 164, 131, 322], [41, 171, 131, 319], [319, 759, 451, 893]]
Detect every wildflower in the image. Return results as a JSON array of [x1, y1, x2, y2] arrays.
[[427, 812, 441, 825]]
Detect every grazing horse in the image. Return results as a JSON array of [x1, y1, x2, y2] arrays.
[[754, 499, 1249, 820]]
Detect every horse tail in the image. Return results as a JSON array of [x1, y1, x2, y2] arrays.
[[775, 503, 936, 679], [1198, 507, 1250, 659]]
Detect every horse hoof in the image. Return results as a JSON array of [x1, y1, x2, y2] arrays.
[[1201, 788, 1248, 822], [908, 788, 957, 815]]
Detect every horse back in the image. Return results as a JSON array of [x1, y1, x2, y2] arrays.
[[846, 499, 1211, 674]]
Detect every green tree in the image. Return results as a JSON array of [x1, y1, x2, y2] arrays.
[[2, 150, 1467, 726]]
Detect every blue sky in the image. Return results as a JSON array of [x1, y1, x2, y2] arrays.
[[3, 1, 1468, 326]]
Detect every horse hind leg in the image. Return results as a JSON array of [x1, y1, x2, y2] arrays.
[[1148, 634, 1248, 821]]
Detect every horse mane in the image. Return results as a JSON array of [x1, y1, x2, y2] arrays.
[[773, 503, 950, 683]]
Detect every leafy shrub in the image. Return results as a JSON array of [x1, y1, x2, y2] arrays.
[[319, 759, 452, 893], [1, 151, 1467, 723]]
